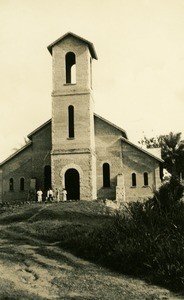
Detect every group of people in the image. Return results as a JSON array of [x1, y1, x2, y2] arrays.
[[37, 187, 67, 203]]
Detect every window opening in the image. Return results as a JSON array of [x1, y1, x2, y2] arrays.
[[143, 172, 149, 186], [65, 52, 76, 84], [9, 178, 14, 191], [68, 105, 74, 138], [132, 173, 136, 187], [103, 163, 110, 187], [20, 177, 25, 191]]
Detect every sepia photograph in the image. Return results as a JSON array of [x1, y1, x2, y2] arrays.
[[0, 0, 184, 299]]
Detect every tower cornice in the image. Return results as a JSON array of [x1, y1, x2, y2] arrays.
[[51, 91, 92, 97]]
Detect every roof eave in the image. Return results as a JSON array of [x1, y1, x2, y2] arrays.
[[47, 32, 98, 60], [121, 137, 164, 163], [94, 113, 128, 139], [0, 141, 32, 167], [27, 119, 51, 140]]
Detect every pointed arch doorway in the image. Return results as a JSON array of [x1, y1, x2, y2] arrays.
[[65, 168, 80, 200]]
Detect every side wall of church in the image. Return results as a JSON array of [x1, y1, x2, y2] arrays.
[[0, 123, 52, 202], [0, 146, 33, 202], [122, 142, 161, 201], [94, 117, 123, 199]]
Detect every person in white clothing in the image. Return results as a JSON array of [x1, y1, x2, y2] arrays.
[[47, 188, 54, 201], [62, 188, 67, 201], [37, 188, 43, 203]]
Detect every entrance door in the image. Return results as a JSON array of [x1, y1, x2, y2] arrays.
[[65, 168, 80, 200]]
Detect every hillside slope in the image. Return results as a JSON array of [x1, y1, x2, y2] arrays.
[[0, 201, 182, 299]]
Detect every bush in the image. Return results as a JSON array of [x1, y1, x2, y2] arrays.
[[153, 176, 184, 211], [4, 184, 184, 293], [58, 196, 184, 293]]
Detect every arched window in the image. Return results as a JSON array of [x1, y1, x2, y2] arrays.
[[68, 105, 74, 138], [103, 163, 110, 187], [143, 172, 149, 186], [9, 178, 14, 191], [20, 177, 25, 191], [132, 173, 136, 187], [65, 52, 76, 84]]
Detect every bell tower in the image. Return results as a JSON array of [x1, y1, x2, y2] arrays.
[[47, 32, 97, 200]]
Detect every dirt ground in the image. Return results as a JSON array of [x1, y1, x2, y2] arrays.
[[0, 224, 182, 300]]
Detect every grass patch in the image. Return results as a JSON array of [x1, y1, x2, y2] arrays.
[[0, 279, 45, 300], [0, 206, 39, 224], [1, 197, 184, 294], [85, 201, 184, 293]]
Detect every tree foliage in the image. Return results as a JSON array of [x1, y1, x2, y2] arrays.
[[153, 175, 184, 210], [139, 132, 184, 176]]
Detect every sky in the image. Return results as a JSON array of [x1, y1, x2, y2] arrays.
[[0, 0, 184, 162]]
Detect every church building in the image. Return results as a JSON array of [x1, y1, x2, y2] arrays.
[[0, 32, 163, 203]]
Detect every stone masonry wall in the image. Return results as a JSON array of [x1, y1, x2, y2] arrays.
[[51, 35, 96, 200], [31, 123, 52, 191], [94, 116, 123, 200], [52, 36, 91, 94], [52, 93, 95, 151], [122, 141, 161, 201], [0, 146, 33, 202], [0, 123, 52, 202], [52, 151, 96, 200]]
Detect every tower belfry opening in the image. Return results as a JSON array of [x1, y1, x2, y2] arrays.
[[65, 52, 76, 84]]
